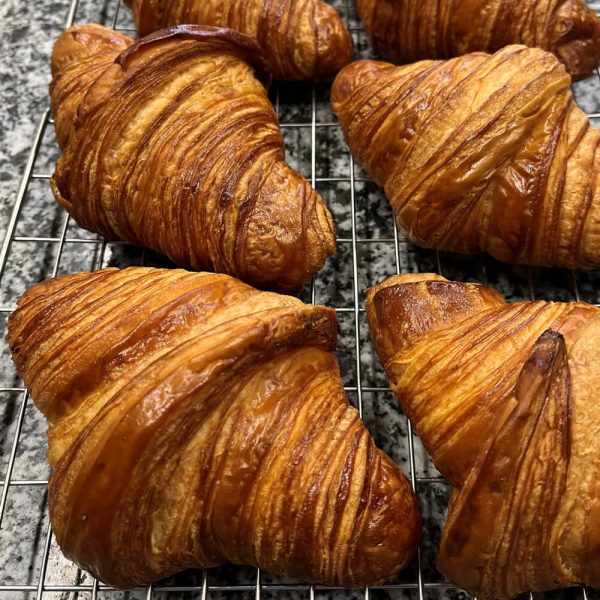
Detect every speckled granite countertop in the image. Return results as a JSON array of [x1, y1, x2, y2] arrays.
[[1, 1, 600, 599], [0, 0, 70, 235]]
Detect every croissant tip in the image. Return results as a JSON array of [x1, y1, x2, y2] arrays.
[[331, 60, 389, 109], [293, 1, 354, 82], [552, 0, 600, 78], [523, 330, 568, 375], [51, 24, 133, 76]]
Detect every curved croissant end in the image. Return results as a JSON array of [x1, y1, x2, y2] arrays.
[[355, 0, 600, 78], [50, 24, 336, 293], [123, 0, 354, 81], [7, 267, 420, 589], [366, 273, 600, 598], [551, 0, 600, 77], [332, 46, 600, 270], [50, 25, 134, 148]]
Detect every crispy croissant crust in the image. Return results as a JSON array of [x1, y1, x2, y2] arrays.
[[7, 267, 420, 588], [332, 45, 600, 270], [366, 273, 600, 599], [50, 24, 335, 293], [355, 0, 600, 78], [123, 0, 353, 81]]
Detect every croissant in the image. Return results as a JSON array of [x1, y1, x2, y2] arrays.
[[355, 0, 600, 78], [50, 24, 336, 293], [365, 272, 600, 599], [123, 0, 353, 81], [7, 266, 421, 589], [332, 45, 600, 270]]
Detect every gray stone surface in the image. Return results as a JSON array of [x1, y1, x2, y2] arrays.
[[0, 1, 599, 599]]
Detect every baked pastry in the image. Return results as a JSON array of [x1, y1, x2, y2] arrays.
[[332, 45, 600, 270], [124, 0, 354, 81], [355, 0, 600, 78], [7, 266, 421, 589], [50, 24, 336, 293], [366, 273, 600, 599]]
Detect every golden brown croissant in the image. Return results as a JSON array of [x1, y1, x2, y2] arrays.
[[50, 24, 336, 293], [7, 266, 421, 589], [332, 45, 600, 270], [366, 272, 600, 599], [124, 0, 353, 81], [355, 0, 600, 78]]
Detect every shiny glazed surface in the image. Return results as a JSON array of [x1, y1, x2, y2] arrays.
[[50, 24, 336, 293], [366, 273, 600, 599], [332, 45, 600, 270], [7, 267, 421, 589]]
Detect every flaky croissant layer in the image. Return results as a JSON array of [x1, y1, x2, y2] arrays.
[[8, 267, 420, 588], [355, 0, 600, 78], [124, 0, 354, 81], [332, 45, 600, 270], [366, 273, 600, 599], [50, 24, 336, 293]]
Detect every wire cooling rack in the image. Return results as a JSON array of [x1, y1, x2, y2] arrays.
[[1, 0, 600, 598]]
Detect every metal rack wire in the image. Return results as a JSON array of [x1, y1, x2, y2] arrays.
[[0, 0, 599, 598]]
